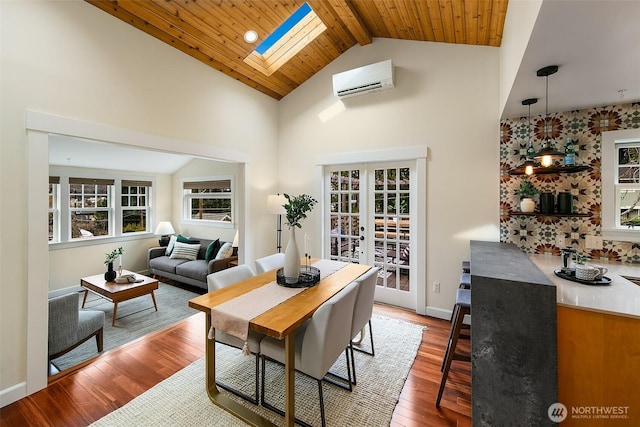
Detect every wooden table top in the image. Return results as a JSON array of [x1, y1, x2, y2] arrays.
[[189, 261, 371, 339], [81, 270, 157, 295]]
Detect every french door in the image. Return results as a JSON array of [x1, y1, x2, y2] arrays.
[[325, 162, 416, 309]]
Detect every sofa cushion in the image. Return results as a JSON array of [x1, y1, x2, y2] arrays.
[[177, 234, 200, 244], [170, 242, 201, 261], [165, 235, 178, 256], [176, 260, 209, 283], [215, 242, 234, 259], [205, 239, 221, 263], [149, 255, 188, 274]]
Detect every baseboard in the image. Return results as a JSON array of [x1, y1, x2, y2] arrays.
[[48, 285, 84, 298], [426, 306, 472, 325], [0, 381, 26, 408], [426, 306, 452, 320]]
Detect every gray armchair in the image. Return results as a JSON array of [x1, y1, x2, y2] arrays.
[[48, 292, 105, 370]]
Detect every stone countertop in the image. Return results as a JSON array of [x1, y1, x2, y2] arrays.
[[529, 254, 640, 319]]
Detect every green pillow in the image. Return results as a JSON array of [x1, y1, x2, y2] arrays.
[[177, 234, 200, 244], [205, 239, 221, 263]]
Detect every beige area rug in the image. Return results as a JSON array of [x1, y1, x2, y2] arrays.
[[90, 314, 425, 427]]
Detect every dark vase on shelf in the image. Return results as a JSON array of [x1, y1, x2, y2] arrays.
[[540, 192, 555, 214], [104, 262, 117, 282], [558, 192, 573, 214]]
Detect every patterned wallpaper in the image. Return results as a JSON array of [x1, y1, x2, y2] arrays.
[[500, 101, 640, 263]]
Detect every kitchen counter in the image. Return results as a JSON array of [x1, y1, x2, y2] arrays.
[[529, 254, 640, 319]]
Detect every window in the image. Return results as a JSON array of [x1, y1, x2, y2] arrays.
[[121, 180, 151, 233], [183, 178, 233, 223], [69, 178, 114, 239], [601, 128, 640, 242], [49, 177, 60, 242], [49, 173, 155, 245]]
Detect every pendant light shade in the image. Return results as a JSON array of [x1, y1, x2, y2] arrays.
[[533, 65, 564, 167]]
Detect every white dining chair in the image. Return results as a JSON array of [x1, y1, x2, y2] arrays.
[[254, 253, 285, 274], [260, 281, 358, 427], [206, 264, 263, 404], [347, 266, 379, 385], [207, 264, 254, 292]]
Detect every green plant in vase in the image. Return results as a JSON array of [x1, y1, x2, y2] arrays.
[[517, 178, 539, 213], [282, 194, 317, 283], [104, 246, 124, 281]]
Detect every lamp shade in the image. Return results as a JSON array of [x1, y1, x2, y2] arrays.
[[267, 194, 287, 215], [232, 230, 239, 247], [154, 221, 175, 236]]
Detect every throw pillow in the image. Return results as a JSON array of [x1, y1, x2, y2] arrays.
[[205, 239, 221, 263], [215, 242, 234, 260], [169, 242, 201, 261], [177, 234, 200, 244], [165, 235, 178, 256]]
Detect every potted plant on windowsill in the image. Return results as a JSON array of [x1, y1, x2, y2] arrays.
[[517, 178, 539, 213], [282, 193, 317, 283]]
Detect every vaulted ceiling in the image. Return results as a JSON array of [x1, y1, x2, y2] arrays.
[[86, 0, 509, 100]]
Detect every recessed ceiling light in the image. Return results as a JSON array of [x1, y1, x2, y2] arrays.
[[244, 30, 258, 44]]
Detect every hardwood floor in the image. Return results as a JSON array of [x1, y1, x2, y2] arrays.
[[0, 304, 471, 426]]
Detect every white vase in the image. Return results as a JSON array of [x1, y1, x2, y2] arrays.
[[283, 227, 300, 283], [520, 198, 535, 213]]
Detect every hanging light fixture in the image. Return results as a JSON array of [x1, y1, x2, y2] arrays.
[[521, 97, 538, 175], [534, 65, 564, 167]]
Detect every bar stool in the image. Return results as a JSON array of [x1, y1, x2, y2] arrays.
[[461, 260, 470, 274], [436, 288, 471, 407]]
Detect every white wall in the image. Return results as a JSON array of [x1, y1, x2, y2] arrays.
[[1, 0, 278, 401], [499, 0, 543, 115], [278, 38, 501, 315]]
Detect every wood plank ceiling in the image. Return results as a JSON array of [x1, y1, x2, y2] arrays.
[[86, 0, 508, 100]]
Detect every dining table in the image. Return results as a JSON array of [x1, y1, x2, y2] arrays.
[[188, 259, 372, 427]]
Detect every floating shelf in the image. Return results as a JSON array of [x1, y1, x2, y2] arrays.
[[509, 211, 590, 217], [510, 165, 589, 175]]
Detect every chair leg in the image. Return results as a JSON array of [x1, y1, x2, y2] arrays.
[[324, 350, 353, 391], [216, 345, 260, 405], [96, 328, 104, 353], [436, 305, 467, 407], [352, 320, 375, 356], [317, 379, 326, 427], [441, 304, 460, 372]]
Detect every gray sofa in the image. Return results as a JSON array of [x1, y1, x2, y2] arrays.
[[147, 237, 237, 291]]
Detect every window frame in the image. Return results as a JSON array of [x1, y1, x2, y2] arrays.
[[121, 179, 152, 234], [182, 176, 234, 227], [49, 172, 156, 248], [601, 128, 640, 242], [49, 177, 60, 243]]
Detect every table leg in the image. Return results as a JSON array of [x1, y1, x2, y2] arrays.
[[81, 290, 89, 308], [112, 302, 118, 327], [203, 314, 276, 427], [150, 290, 158, 311], [284, 333, 295, 427]]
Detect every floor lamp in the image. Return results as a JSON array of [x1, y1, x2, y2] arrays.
[[267, 194, 287, 253]]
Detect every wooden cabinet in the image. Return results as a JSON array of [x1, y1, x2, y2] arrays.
[[557, 306, 639, 426]]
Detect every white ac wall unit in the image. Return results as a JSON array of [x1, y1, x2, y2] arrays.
[[332, 59, 394, 99]]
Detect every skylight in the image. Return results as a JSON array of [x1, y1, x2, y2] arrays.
[[244, 2, 326, 76], [256, 3, 312, 55]]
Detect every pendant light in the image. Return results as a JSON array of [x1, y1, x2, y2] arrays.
[[522, 98, 538, 175], [533, 65, 564, 167]]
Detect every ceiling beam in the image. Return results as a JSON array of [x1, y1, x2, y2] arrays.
[[325, 0, 372, 46]]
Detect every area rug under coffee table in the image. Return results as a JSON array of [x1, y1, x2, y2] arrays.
[[90, 314, 425, 427]]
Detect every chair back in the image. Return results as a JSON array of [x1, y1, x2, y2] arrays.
[[207, 264, 254, 292], [254, 253, 285, 274], [298, 281, 358, 380], [351, 267, 379, 338], [48, 293, 80, 356]]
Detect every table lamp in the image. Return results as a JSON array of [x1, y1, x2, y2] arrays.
[[154, 221, 175, 247]]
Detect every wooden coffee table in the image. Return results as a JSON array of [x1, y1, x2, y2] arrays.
[[81, 270, 159, 326]]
